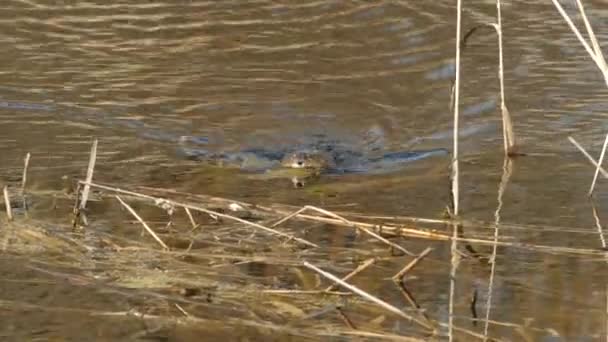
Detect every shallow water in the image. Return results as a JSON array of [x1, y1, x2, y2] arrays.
[[1, 0, 608, 340]]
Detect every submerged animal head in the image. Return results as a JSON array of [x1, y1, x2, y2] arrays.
[[280, 150, 334, 170]]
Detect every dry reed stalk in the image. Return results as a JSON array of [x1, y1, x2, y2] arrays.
[[302, 261, 436, 332], [79, 139, 98, 211], [273, 205, 414, 256], [3, 186, 12, 221], [590, 133, 608, 195], [552, 1, 608, 190], [262, 289, 351, 296], [284, 212, 605, 256], [495, 0, 516, 155], [115, 195, 169, 251], [451, 0, 463, 217], [569, 136, 608, 178], [551, 0, 608, 80], [391, 247, 433, 282], [21, 152, 31, 213], [590, 201, 607, 249], [79, 181, 318, 248], [184, 207, 198, 229], [484, 157, 512, 339], [324, 258, 376, 292], [448, 223, 460, 342]]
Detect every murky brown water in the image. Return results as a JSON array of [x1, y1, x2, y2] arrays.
[[1, 0, 608, 340]]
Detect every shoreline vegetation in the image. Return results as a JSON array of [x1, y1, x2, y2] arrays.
[[2, 0, 608, 340]]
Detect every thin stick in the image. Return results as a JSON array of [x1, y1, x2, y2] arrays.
[[3, 186, 12, 221], [392, 247, 433, 282], [273, 205, 414, 255], [115, 195, 169, 251], [79, 139, 98, 211], [336, 307, 356, 329], [324, 258, 376, 292], [302, 261, 435, 332], [21, 152, 31, 213], [569, 136, 608, 178], [451, 0, 462, 217], [590, 133, 608, 195], [79, 181, 318, 248], [21, 152, 30, 193], [184, 207, 198, 229], [591, 200, 607, 249]]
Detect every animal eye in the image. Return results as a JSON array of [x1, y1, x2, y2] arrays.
[[297, 161, 304, 166]]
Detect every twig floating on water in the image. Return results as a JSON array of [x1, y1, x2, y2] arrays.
[[273, 205, 414, 255], [79, 181, 318, 248], [79, 139, 98, 212], [115, 195, 169, 251], [589, 133, 608, 195], [391, 247, 433, 282], [324, 258, 376, 292], [569, 136, 608, 179], [21, 152, 31, 213], [3, 186, 12, 221], [303, 261, 436, 332]]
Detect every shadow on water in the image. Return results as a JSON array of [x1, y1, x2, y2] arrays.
[[0, 0, 607, 340]]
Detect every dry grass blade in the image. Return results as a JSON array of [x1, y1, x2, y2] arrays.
[[589, 133, 608, 195], [569, 136, 608, 178], [303, 261, 436, 333], [273, 205, 414, 255], [80, 181, 318, 248], [3, 186, 12, 221], [115, 195, 169, 251], [392, 247, 433, 282], [79, 139, 98, 211]]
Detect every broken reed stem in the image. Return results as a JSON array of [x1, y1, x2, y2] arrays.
[[303, 261, 436, 332], [392, 247, 433, 282], [569, 136, 608, 178], [495, 0, 516, 155], [590, 133, 608, 195], [21, 152, 30, 193], [184, 207, 198, 229], [115, 195, 169, 251], [550, 0, 608, 83], [79, 181, 318, 248], [451, 0, 462, 217], [79, 139, 98, 211], [273, 205, 414, 256], [3, 186, 12, 221], [324, 258, 376, 292], [448, 223, 460, 342], [21, 152, 31, 213], [591, 201, 607, 249]]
